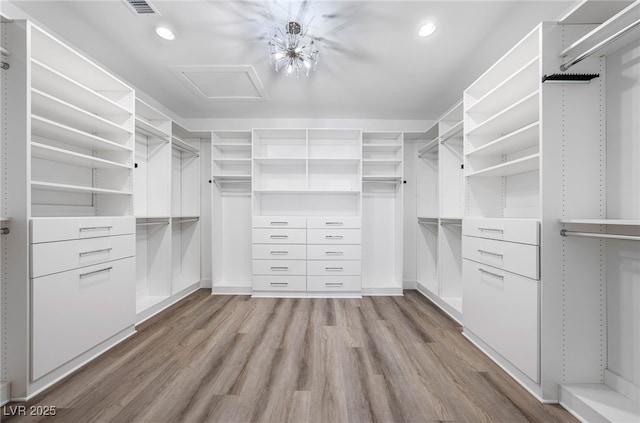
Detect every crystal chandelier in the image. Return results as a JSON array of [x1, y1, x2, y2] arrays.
[[268, 21, 319, 77]]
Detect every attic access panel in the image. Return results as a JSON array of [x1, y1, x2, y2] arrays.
[[170, 65, 269, 102]]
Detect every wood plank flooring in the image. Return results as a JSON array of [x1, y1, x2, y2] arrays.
[[2, 290, 578, 422]]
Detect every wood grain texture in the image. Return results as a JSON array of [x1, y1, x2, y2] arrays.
[[2, 290, 577, 423]]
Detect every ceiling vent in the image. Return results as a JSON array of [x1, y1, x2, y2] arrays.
[[124, 0, 158, 15]]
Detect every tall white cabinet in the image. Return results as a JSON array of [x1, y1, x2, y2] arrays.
[[3, 20, 136, 399]]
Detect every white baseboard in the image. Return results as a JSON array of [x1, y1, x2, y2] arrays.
[[136, 282, 202, 325], [362, 287, 403, 296], [403, 279, 417, 290], [605, 369, 640, 405], [199, 278, 212, 289], [415, 283, 462, 324], [212, 285, 252, 295], [1, 381, 10, 406]]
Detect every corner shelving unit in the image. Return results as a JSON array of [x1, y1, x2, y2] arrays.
[[134, 98, 172, 322], [361, 132, 403, 295], [211, 130, 253, 295]]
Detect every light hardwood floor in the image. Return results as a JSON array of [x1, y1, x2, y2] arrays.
[[3, 290, 577, 422]]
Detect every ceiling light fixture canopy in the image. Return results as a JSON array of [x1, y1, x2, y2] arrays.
[[268, 20, 319, 77]]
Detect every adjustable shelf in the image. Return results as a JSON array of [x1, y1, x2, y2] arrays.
[[439, 121, 463, 144], [31, 142, 132, 170], [31, 181, 132, 195], [466, 90, 539, 138], [171, 136, 199, 156], [32, 116, 132, 152], [135, 99, 171, 140], [135, 117, 170, 140], [417, 138, 439, 157], [466, 153, 539, 177], [466, 122, 539, 157], [559, 218, 640, 226], [213, 158, 252, 165]]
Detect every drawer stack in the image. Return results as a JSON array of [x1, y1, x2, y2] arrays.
[[462, 218, 540, 382], [30, 217, 136, 380], [252, 216, 362, 296]]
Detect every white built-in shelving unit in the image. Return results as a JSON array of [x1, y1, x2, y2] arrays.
[[251, 128, 363, 297], [3, 20, 136, 399], [361, 132, 403, 295], [134, 99, 172, 321], [412, 101, 465, 322], [211, 130, 253, 295]]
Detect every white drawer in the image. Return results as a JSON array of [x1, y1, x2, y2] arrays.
[[31, 217, 135, 243], [463, 218, 539, 245], [462, 259, 539, 382], [252, 228, 306, 244], [307, 229, 361, 245], [307, 245, 361, 260], [252, 244, 306, 260], [307, 260, 361, 276], [462, 236, 539, 280], [32, 257, 135, 380], [253, 260, 306, 276], [253, 216, 306, 229], [307, 276, 361, 292], [31, 234, 135, 278], [307, 217, 360, 229], [252, 275, 306, 292]]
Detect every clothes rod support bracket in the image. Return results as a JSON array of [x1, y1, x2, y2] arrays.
[[1, 228, 9, 235]]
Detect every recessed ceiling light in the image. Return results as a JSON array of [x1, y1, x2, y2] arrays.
[[418, 22, 436, 38], [155, 26, 176, 41]]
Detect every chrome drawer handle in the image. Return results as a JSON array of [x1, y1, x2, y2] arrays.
[[270, 251, 289, 255], [325, 222, 343, 226], [271, 267, 289, 271], [270, 235, 288, 239], [325, 282, 343, 287], [80, 267, 112, 278], [270, 221, 288, 225], [79, 248, 112, 256], [478, 268, 504, 280], [80, 226, 113, 231], [477, 249, 503, 257], [270, 282, 288, 286], [478, 227, 503, 233], [325, 235, 343, 239], [325, 251, 344, 256], [326, 267, 343, 271]]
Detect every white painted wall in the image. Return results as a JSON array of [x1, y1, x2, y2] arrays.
[[605, 38, 640, 390]]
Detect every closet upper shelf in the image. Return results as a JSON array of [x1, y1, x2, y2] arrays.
[[172, 136, 199, 156], [135, 117, 170, 140], [559, 218, 640, 226]]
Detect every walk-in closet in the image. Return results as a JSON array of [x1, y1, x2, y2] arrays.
[[1, 1, 638, 422]]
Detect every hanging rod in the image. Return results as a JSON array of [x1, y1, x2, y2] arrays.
[[176, 218, 199, 224], [363, 180, 401, 184], [214, 179, 251, 184], [0, 46, 9, 56], [441, 222, 462, 227], [136, 221, 169, 227], [418, 220, 438, 226], [560, 229, 640, 241], [560, 17, 640, 71]]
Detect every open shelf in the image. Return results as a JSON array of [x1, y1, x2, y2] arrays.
[[31, 181, 132, 195], [466, 90, 539, 138], [213, 158, 252, 165], [439, 121, 464, 144], [253, 158, 306, 165], [466, 153, 540, 177], [362, 176, 402, 182], [254, 189, 360, 194], [31, 59, 130, 119], [559, 218, 640, 226], [560, 383, 640, 423], [418, 138, 439, 157], [31, 89, 131, 138], [212, 143, 251, 151], [135, 117, 170, 140], [32, 115, 132, 152], [308, 158, 361, 165], [31, 142, 131, 169], [212, 174, 251, 181], [466, 122, 539, 157]]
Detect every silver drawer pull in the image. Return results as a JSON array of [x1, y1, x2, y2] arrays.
[[271, 266, 289, 271], [270, 282, 288, 286], [270, 235, 288, 239], [478, 227, 503, 233], [325, 282, 343, 287], [478, 268, 504, 280], [325, 251, 344, 256], [326, 267, 343, 271], [270, 221, 288, 225], [79, 248, 112, 256], [270, 251, 289, 255], [325, 222, 343, 226], [80, 225, 113, 231], [80, 266, 113, 278], [325, 235, 343, 239], [477, 249, 503, 257]]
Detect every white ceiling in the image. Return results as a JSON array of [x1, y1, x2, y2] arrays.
[[7, 0, 580, 120]]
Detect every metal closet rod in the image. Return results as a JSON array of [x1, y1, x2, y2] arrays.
[[560, 17, 640, 71], [560, 229, 640, 241], [136, 221, 169, 227]]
